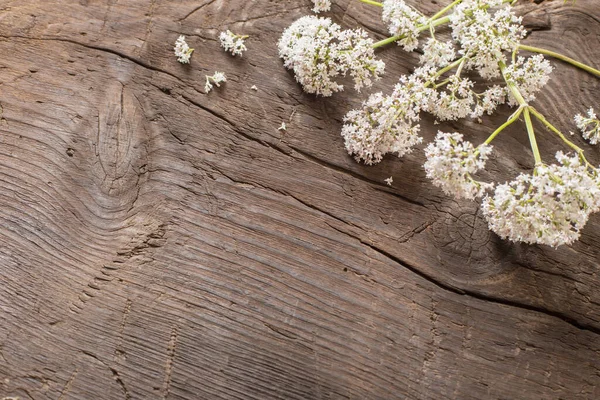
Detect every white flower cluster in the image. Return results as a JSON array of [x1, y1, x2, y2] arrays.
[[451, 0, 526, 79], [341, 69, 432, 164], [428, 77, 505, 121], [312, 0, 331, 13], [420, 38, 456, 68], [205, 72, 227, 93], [382, 0, 427, 51], [482, 152, 600, 247], [174, 35, 194, 64], [278, 16, 385, 96], [504, 55, 553, 106], [424, 132, 494, 199], [219, 30, 248, 56], [575, 107, 600, 144]]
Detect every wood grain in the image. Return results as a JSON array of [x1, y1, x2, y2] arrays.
[[1, 0, 600, 399]]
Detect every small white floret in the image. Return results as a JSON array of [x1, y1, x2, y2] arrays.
[[174, 35, 194, 64]]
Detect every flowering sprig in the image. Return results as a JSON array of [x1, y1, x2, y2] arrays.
[[277, 0, 600, 246], [575, 108, 600, 144], [205, 72, 227, 93], [341, 62, 462, 164], [174, 35, 194, 64], [219, 30, 249, 56]]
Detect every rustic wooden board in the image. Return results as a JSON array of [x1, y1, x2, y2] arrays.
[[1, 0, 600, 399]]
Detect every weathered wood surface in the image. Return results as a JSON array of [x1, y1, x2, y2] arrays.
[[1, 0, 600, 398]]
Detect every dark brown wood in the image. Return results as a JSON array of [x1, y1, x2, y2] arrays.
[[1, 0, 600, 399]]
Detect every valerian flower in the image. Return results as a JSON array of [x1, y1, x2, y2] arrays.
[[482, 152, 600, 247], [424, 131, 494, 199], [219, 30, 248, 56], [205, 72, 227, 93], [504, 54, 553, 106], [174, 35, 194, 64], [341, 68, 434, 164], [382, 0, 428, 51], [575, 107, 600, 144], [428, 76, 506, 121], [451, 0, 526, 79], [420, 38, 456, 68], [312, 0, 331, 13], [278, 16, 385, 96]]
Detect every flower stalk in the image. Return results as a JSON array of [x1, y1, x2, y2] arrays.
[[519, 44, 600, 77], [372, 16, 451, 49]]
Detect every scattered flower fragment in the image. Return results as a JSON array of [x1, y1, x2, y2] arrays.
[[384, 176, 393, 186], [174, 35, 194, 64], [205, 72, 227, 93], [219, 30, 248, 56], [575, 107, 600, 144], [312, 0, 331, 13], [278, 122, 287, 131], [251, 85, 258, 91]]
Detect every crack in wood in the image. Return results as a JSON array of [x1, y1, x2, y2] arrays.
[[57, 368, 78, 400], [161, 325, 179, 400]]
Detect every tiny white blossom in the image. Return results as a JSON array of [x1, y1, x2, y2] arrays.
[[205, 71, 227, 93], [472, 85, 507, 118], [174, 35, 194, 64], [278, 122, 287, 131], [420, 38, 456, 67], [575, 107, 600, 144], [424, 131, 494, 199], [385, 176, 393, 186], [219, 30, 248, 56], [482, 152, 600, 247], [382, 0, 428, 51], [504, 54, 553, 106], [427, 75, 506, 121], [428, 76, 476, 121], [312, 0, 331, 13], [451, 0, 525, 79], [251, 85, 258, 91], [278, 16, 385, 96]]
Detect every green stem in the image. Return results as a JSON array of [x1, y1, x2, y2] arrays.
[[431, 57, 465, 80], [483, 106, 524, 145], [518, 44, 600, 77], [499, 59, 543, 164], [428, 0, 462, 21], [523, 107, 542, 165], [372, 16, 451, 49], [528, 106, 591, 164], [359, 0, 383, 6]]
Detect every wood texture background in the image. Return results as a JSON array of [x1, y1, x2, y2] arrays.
[[1, 0, 600, 398]]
